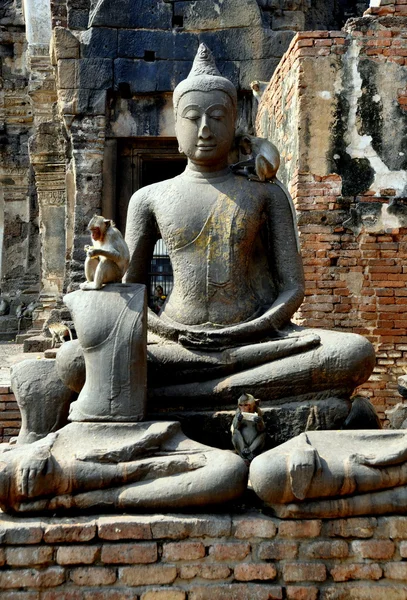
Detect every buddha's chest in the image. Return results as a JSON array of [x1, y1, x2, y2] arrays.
[[155, 183, 266, 254]]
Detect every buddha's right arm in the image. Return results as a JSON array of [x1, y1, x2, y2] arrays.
[[124, 191, 189, 341]]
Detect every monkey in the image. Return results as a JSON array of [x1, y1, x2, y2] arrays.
[[342, 396, 382, 430], [230, 134, 280, 182], [250, 80, 268, 103], [80, 215, 130, 291], [43, 309, 73, 348], [231, 392, 266, 465], [0, 295, 10, 316]]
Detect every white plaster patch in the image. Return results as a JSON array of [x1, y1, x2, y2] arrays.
[[372, 94, 381, 103], [334, 154, 340, 160], [343, 40, 407, 197], [340, 271, 364, 297], [370, 0, 380, 6], [317, 91, 332, 100]]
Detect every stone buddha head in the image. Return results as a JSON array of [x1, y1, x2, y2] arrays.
[[173, 44, 237, 169]]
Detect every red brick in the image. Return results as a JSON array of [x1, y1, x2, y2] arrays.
[[141, 591, 186, 600], [70, 567, 116, 586], [56, 545, 99, 565], [330, 563, 382, 581], [286, 587, 318, 600], [301, 540, 348, 559], [6, 546, 54, 566], [101, 542, 157, 564], [283, 562, 326, 582], [208, 542, 250, 561], [385, 516, 407, 538], [351, 539, 395, 559], [41, 593, 83, 600], [384, 562, 407, 579], [279, 521, 321, 538], [97, 515, 152, 540], [234, 563, 277, 581], [233, 515, 277, 539], [82, 592, 135, 600], [162, 541, 205, 561], [0, 594, 39, 600], [43, 520, 96, 543], [323, 518, 377, 538], [188, 584, 283, 600], [200, 564, 231, 579], [258, 541, 298, 560], [150, 516, 231, 539], [0, 521, 43, 545], [119, 565, 177, 586], [0, 567, 65, 589]]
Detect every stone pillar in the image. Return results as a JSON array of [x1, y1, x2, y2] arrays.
[[28, 123, 67, 298]]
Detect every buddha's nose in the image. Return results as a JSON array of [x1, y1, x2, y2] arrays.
[[198, 115, 212, 139]]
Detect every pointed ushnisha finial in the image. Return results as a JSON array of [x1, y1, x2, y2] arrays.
[[189, 43, 221, 78], [173, 43, 237, 113]]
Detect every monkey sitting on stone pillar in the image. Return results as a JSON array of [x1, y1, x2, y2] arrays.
[[231, 392, 266, 464], [80, 215, 130, 291]]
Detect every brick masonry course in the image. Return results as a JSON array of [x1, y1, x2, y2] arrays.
[[0, 513, 405, 597]]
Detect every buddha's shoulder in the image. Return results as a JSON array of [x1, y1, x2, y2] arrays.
[[233, 176, 290, 201], [129, 177, 179, 205]]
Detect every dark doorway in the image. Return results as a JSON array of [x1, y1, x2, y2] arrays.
[[115, 137, 187, 307]]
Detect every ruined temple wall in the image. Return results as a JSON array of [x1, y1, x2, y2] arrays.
[[257, 7, 407, 419], [0, 512, 407, 598], [0, 0, 40, 297]]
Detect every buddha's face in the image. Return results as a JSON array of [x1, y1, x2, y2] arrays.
[[175, 90, 235, 168]]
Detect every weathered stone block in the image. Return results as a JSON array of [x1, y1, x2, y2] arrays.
[[88, 0, 172, 29], [118, 30, 198, 61], [58, 59, 113, 90], [174, 0, 263, 31], [272, 10, 305, 30], [114, 59, 191, 94], [53, 27, 80, 60], [81, 27, 118, 59], [238, 58, 280, 89], [100, 542, 157, 564], [58, 89, 107, 116]]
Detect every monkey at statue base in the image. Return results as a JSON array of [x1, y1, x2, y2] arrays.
[[80, 215, 130, 291], [231, 392, 266, 465], [230, 135, 280, 183]]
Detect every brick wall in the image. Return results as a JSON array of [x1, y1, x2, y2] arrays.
[[0, 512, 406, 598], [0, 386, 19, 443], [257, 19, 407, 422]]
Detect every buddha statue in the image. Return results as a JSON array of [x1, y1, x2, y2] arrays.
[[124, 44, 375, 424]]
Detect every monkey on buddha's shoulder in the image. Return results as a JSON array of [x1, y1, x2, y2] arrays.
[[231, 393, 266, 465], [80, 215, 130, 291], [230, 134, 280, 183]]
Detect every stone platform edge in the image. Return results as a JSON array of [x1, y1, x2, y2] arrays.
[[0, 511, 407, 599]]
